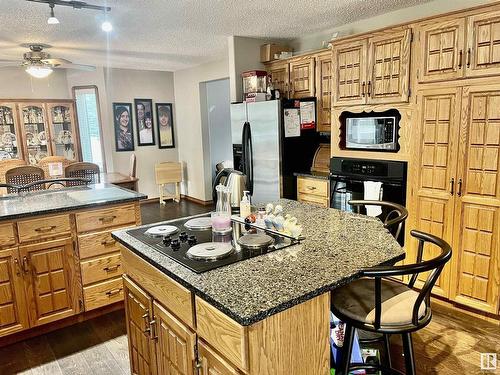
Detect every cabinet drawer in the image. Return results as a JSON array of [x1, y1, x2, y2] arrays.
[[76, 204, 136, 233], [196, 297, 248, 372], [297, 177, 328, 197], [0, 223, 16, 248], [81, 252, 122, 286], [83, 277, 123, 311], [78, 229, 123, 259], [298, 193, 329, 208], [17, 215, 71, 243]]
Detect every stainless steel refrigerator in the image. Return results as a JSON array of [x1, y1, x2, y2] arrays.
[[230, 100, 281, 205]]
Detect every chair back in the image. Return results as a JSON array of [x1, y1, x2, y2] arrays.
[[64, 162, 100, 186], [348, 200, 408, 241], [5, 166, 45, 193], [0, 159, 27, 183], [129, 153, 137, 178], [38, 156, 74, 179]]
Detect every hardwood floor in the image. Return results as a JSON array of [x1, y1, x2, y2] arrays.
[[0, 200, 498, 374]]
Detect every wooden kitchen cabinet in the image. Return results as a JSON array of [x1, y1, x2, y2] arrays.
[[466, 11, 500, 78], [0, 103, 22, 160], [46, 102, 80, 161], [297, 176, 330, 208], [332, 28, 411, 106], [19, 237, 80, 327], [267, 61, 289, 99], [289, 56, 315, 98], [0, 247, 30, 337], [315, 52, 332, 132], [197, 339, 243, 375], [123, 275, 156, 375]]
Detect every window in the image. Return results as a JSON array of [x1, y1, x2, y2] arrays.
[[73, 86, 106, 171]]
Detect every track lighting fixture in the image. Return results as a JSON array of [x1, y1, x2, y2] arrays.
[[47, 3, 59, 24]]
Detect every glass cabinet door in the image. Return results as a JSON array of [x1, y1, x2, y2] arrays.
[[21, 104, 49, 165], [47, 103, 78, 161], [0, 104, 21, 160]]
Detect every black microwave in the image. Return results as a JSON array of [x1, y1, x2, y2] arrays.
[[345, 115, 398, 151]]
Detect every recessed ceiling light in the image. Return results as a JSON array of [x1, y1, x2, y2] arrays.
[[101, 21, 112, 32], [26, 65, 53, 79], [47, 3, 59, 24]]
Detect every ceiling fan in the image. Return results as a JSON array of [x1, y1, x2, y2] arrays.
[[0, 43, 95, 78]]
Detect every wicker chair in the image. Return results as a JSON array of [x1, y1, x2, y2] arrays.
[[5, 166, 45, 193], [0, 159, 27, 184], [64, 162, 100, 186], [38, 156, 74, 179]]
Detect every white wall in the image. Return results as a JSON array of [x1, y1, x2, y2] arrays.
[[0, 68, 70, 99], [103, 68, 178, 199], [174, 58, 229, 201], [291, 0, 496, 52]]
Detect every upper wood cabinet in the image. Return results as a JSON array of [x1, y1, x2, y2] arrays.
[[19, 237, 80, 327], [267, 61, 289, 99], [289, 56, 316, 98], [417, 19, 466, 83], [332, 28, 412, 106], [315, 52, 332, 132], [0, 247, 30, 337], [466, 11, 500, 77]]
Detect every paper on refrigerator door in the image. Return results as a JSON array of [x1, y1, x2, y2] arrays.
[[284, 108, 300, 137], [299, 101, 315, 129]]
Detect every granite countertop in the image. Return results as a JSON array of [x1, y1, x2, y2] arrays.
[[293, 171, 330, 180], [113, 199, 404, 326], [0, 183, 146, 221]]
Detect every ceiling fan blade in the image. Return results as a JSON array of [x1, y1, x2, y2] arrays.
[[42, 58, 72, 66], [0, 60, 21, 67], [55, 63, 96, 72]]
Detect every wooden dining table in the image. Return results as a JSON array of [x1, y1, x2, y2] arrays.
[[100, 172, 138, 191]]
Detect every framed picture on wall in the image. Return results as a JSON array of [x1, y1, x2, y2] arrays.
[[113, 102, 134, 152], [155, 103, 175, 149], [134, 99, 155, 146]]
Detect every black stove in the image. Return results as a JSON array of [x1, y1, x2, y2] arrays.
[[127, 214, 299, 273]]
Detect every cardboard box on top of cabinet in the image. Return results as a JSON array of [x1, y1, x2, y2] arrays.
[[260, 43, 292, 63]]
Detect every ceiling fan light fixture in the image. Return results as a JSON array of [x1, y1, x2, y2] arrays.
[[47, 3, 59, 24], [26, 65, 53, 79]]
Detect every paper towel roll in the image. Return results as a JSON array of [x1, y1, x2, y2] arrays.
[[363, 181, 383, 216]]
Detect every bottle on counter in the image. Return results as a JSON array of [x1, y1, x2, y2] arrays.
[[239, 190, 251, 218]]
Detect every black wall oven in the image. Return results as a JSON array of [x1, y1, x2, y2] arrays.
[[330, 157, 407, 245]]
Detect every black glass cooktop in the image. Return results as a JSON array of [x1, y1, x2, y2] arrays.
[[127, 215, 298, 273]]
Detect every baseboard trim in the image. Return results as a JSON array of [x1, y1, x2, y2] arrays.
[[181, 194, 213, 206]]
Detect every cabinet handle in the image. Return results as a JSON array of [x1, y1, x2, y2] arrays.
[[361, 82, 366, 97], [101, 239, 116, 246], [22, 256, 29, 274], [103, 264, 120, 273], [450, 178, 455, 195], [14, 258, 21, 276], [142, 312, 151, 335], [467, 48, 471, 68], [306, 186, 317, 191], [457, 178, 463, 196], [367, 81, 372, 97], [105, 288, 122, 297], [99, 215, 116, 223], [35, 225, 56, 233], [458, 50, 463, 69], [195, 360, 202, 369], [149, 319, 158, 341]]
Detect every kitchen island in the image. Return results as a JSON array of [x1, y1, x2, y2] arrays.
[[0, 184, 145, 344], [113, 199, 404, 375]]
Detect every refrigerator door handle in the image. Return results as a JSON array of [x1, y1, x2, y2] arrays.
[[242, 122, 254, 195]]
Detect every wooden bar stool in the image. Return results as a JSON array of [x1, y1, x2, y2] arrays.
[[331, 230, 452, 375]]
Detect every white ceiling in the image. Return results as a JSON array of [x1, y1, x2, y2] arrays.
[[0, 0, 432, 72]]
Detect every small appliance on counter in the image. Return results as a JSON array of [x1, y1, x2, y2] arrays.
[[212, 168, 247, 212], [241, 70, 268, 102]]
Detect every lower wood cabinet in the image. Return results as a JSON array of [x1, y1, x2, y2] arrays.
[[297, 176, 330, 208], [0, 247, 30, 336], [197, 339, 242, 375]]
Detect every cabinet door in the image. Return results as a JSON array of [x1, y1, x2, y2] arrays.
[[466, 11, 500, 78], [332, 39, 368, 106], [0, 248, 30, 337], [19, 238, 79, 326], [289, 57, 315, 98], [316, 54, 332, 132], [123, 275, 156, 375], [417, 19, 466, 83], [367, 29, 412, 104], [0, 103, 23, 160], [268, 63, 289, 99], [450, 85, 500, 313], [412, 88, 462, 298], [46, 103, 79, 161], [197, 339, 241, 375], [19, 103, 51, 165], [153, 300, 196, 375]]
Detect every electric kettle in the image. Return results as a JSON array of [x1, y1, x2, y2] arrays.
[[212, 168, 247, 211]]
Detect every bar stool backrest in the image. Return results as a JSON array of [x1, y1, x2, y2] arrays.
[[65, 162, 100, 186], [5, 166, 45, 193]]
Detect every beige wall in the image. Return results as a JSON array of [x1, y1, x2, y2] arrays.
[[0, 67, 70, 99], [103, 68, 178, 199], [291, 0, 496, 52], [174, 58, 229, 201]]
